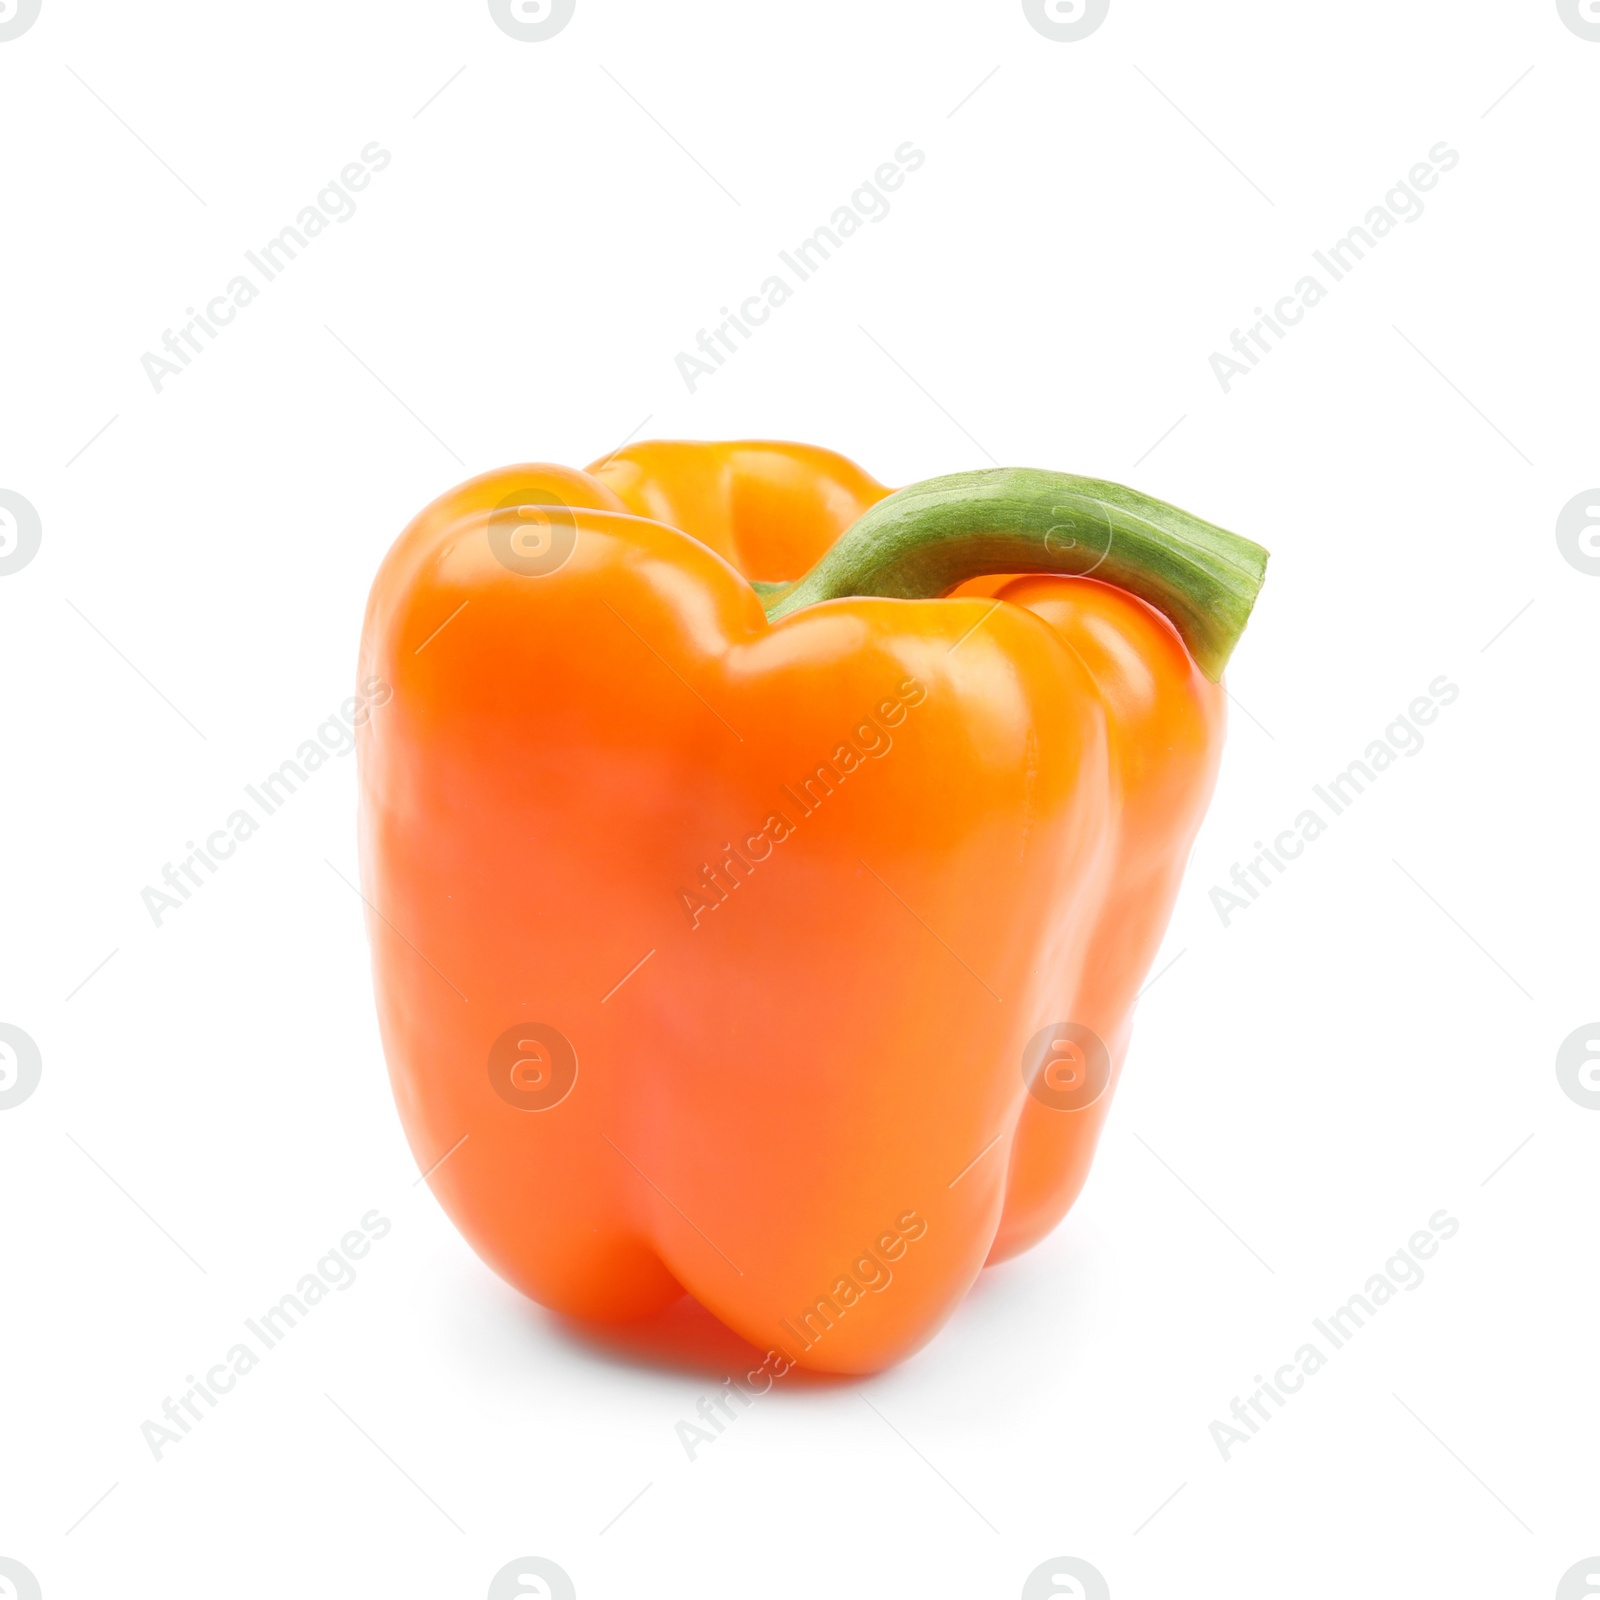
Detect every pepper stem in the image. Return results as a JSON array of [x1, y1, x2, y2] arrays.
[[761, 468, 1268, 681]]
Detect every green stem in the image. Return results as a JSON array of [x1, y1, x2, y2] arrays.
[[762, 468, 1268, 681]]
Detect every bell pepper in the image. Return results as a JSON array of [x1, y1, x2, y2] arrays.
[[357, 439, 1266, 1374]]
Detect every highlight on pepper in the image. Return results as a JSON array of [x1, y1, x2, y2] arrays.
[[355, 439, 1268, 1374]]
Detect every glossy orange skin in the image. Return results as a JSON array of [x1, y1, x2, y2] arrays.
[[357, 440, 1223, 1374]]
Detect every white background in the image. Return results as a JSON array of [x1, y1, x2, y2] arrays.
[[2, 2, 1597, 1596]]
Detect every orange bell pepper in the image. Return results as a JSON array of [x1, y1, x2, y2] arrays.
[[357, 439, 1266, 1374]]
